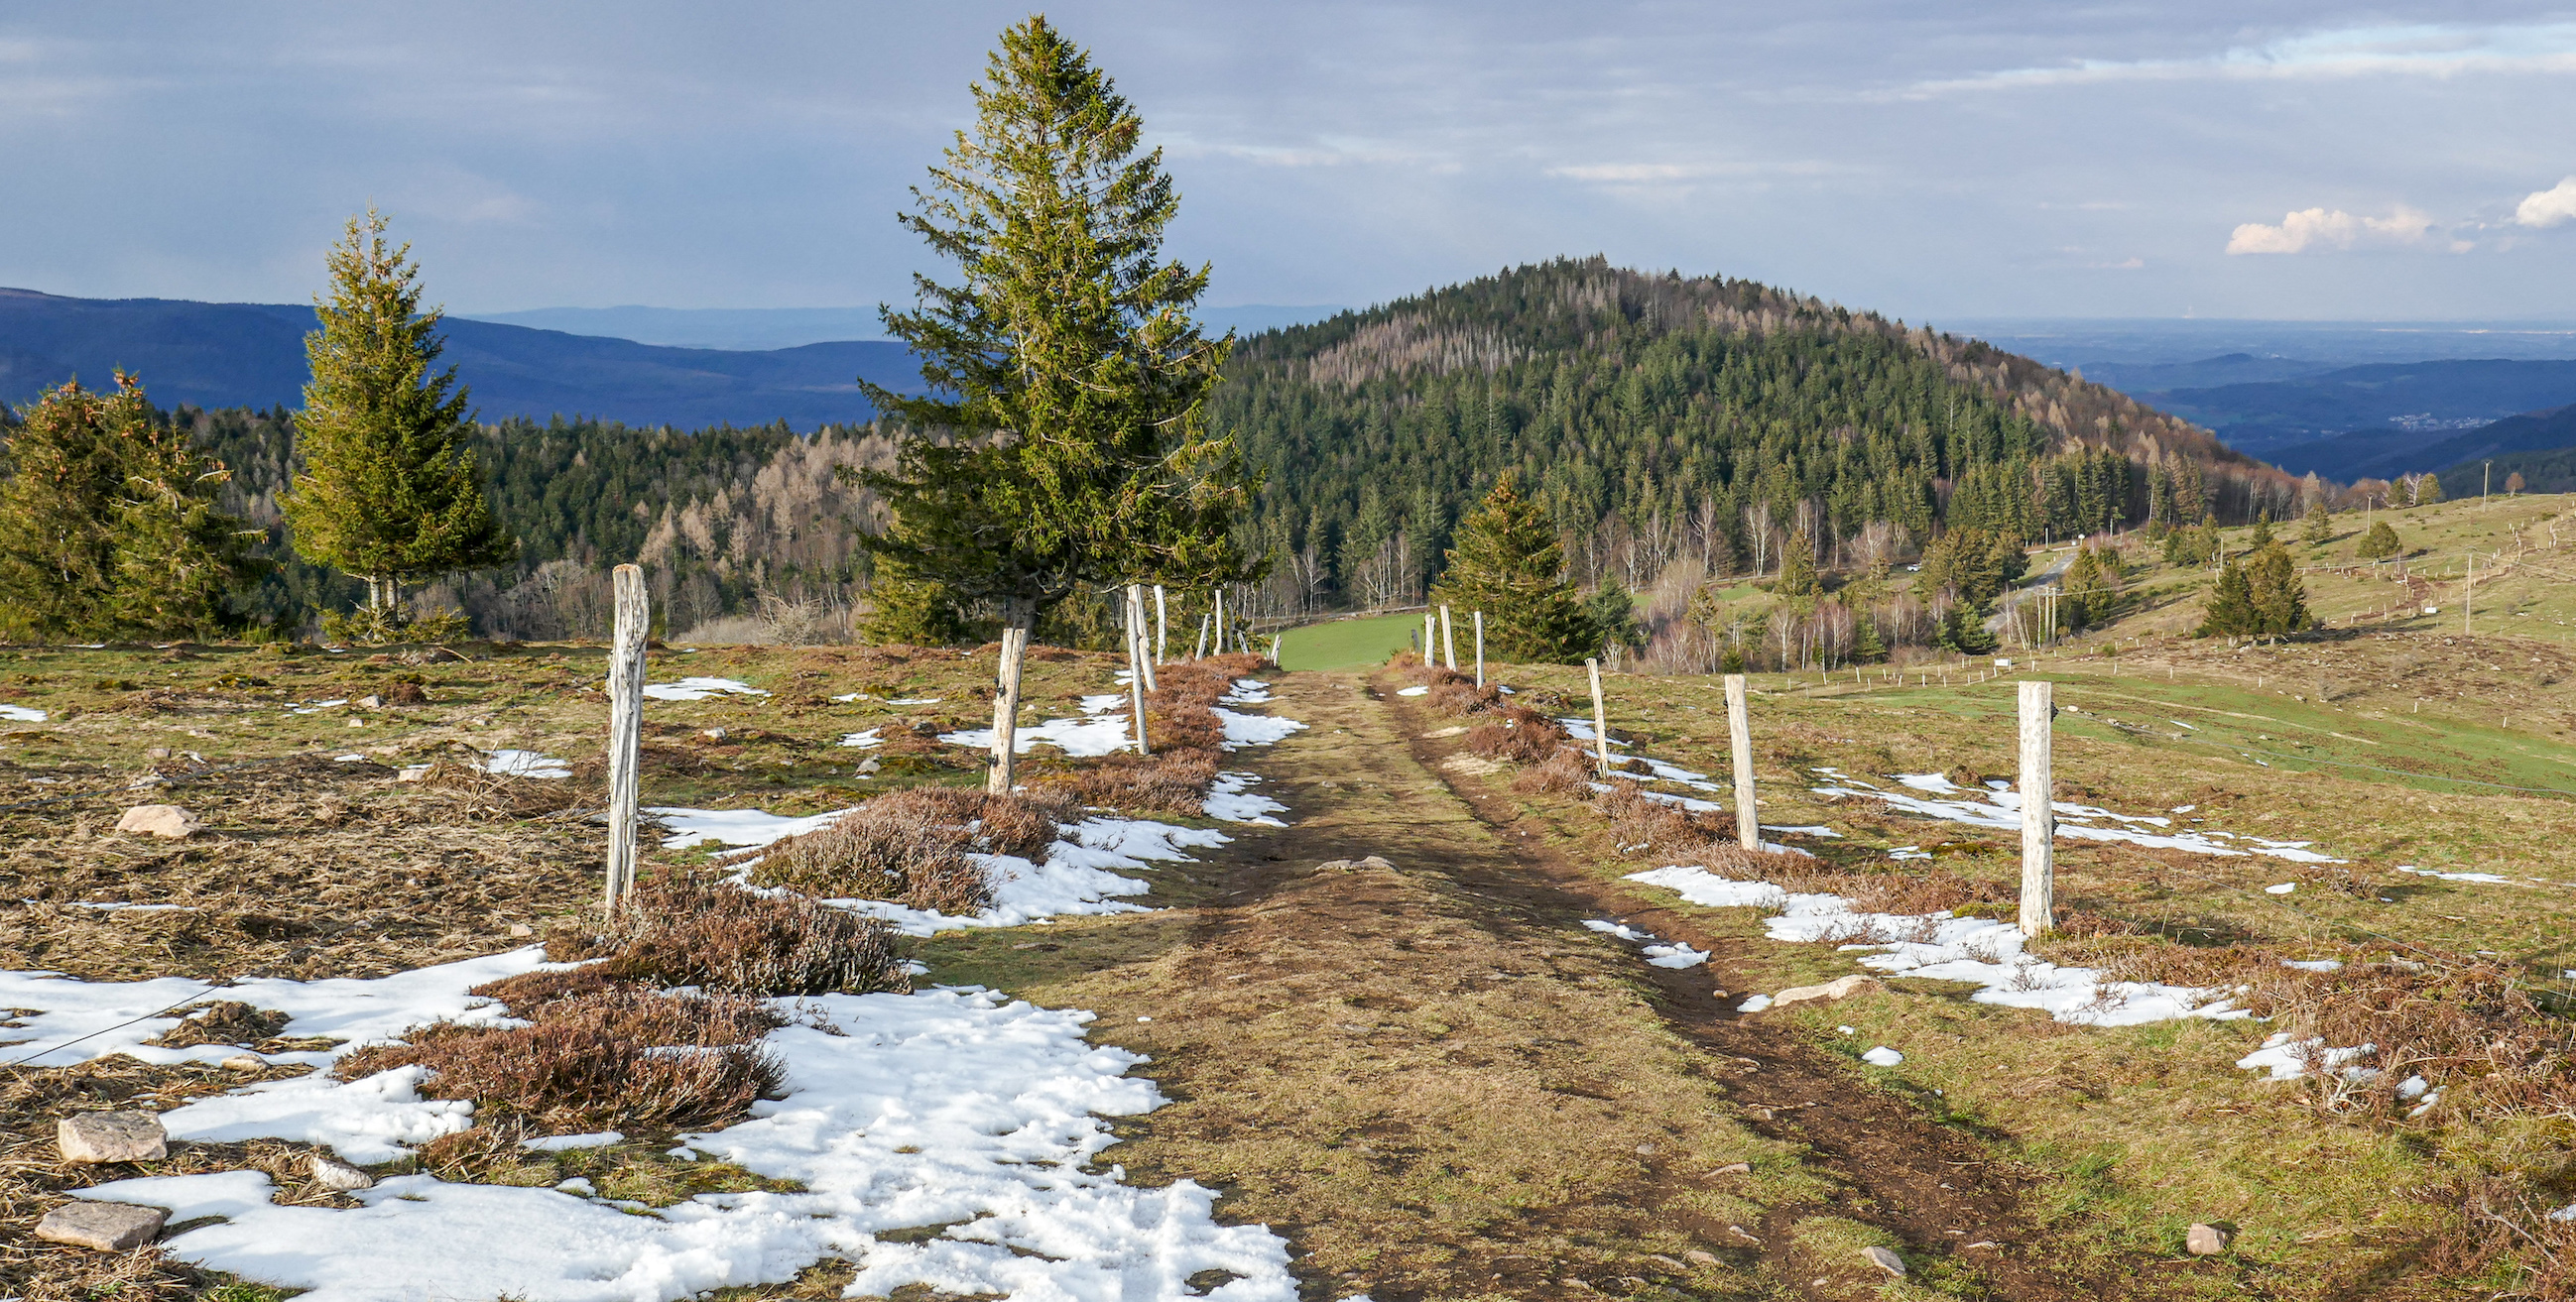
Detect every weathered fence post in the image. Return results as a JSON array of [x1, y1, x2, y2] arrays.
[[1440, 604, 1457, 669], [1194, 613, 1210, 659], [1129, 585, 1157, 691], [1214, 589, 1225, 654], [2018, 678, 2054, 936], [1586, 657, 1613, 775], [1154, 584, 1167, 663], [604, 563, 648, 911], [1724, 672, 1759, 850], [1473, 610, 1485, 688], [1126, 590, 1152, 758], [1422, 610, 1435, 665]]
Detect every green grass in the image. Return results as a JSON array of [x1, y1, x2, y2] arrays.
[[1276, 610, 1429, 671]]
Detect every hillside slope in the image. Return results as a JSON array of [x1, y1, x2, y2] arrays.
[[2148, 358, 2576, 466], [0, 287, 918, 429], [1217, 258, 2290, 615]]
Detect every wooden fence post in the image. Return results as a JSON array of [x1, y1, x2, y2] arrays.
[[2018, 678, 2054, 936], [1214, 589, 1225, 655], [1724, 672, 1759, 850], [1129, 585, 1157, 691], [1154, 585, 1167, 663], [1126, 586, 1152, 757], [604, 563, 648, 911], [1194, 613, 1210, 659], [1440, 604, 1457, 669], [1586, 657, 1613, 775], [1473, 610, 1485, 688], [1423, 610, 1435, 664]]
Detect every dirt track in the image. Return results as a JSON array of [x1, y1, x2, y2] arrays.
[[1063, 669, 2164, 1301]]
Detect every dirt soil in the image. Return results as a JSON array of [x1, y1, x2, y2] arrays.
[[1022, 670, 2175, 1302]]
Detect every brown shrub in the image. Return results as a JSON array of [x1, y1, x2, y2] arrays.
[[1466, 705, 1570, 765], [1511, 748, 1594, 796], [338, 986, 784, 1131], [749, 786, 1074, 911], [1427, 678, 1502, 717], [1048, 748, 1221, 817], [146, 1000, 291, 1047], [564, 878, 908, 996]]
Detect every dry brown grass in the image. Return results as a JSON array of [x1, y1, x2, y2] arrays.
[[1048, 749, 1221, 817], [558, 878, 908, 997], [1509, 746, 1593, 795], [749, 786, 1076, 911], [144, 1000, 290, 1048], [1467, 704, 1572, 765], [338, 986, 784, 1131]]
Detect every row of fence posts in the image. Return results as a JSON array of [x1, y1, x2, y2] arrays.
[[1581, 655, 2057, 936], [603, 566, 2057, 934]]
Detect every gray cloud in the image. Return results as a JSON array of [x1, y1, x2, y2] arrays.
[[4, 1, 2575, 323]]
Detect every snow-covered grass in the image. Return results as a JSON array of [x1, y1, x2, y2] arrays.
[[1810, 768, 2343, 864], [0, 702, 46, 722], [1625, 864, 2247, 1027], [476, 749, 571, 778], [1581, 919, 1710, 969], [642, 677, 771, 702], [57, 980, 1294, 1302]]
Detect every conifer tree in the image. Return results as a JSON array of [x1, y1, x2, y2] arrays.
[[0, 374, 260, 641], [860, 18, 1256, 791], [1851, 611, 1888, 662], [2415, 472, 2446, 505], [2247, 538, 2310, 634], [2301, 500, 2333, 545], [283, 210, 513, 641], [1431, 470, 1595, 661], [2198, 558, 2258, 637], [2061, 542, 2118, 630], [2356, 520, 2401, 561], [1774, 527, 1820, 597]]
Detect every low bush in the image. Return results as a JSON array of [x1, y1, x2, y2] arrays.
[[1466, 705, 1570, 765], [750, 786, 1076, 912], [553, 878, 909, 996], [338, 986, 784, 1131], [1510, 747, 1593, 796], [1049, 748, 1221, 817]]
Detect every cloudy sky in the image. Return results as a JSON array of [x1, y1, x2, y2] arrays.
[[6, 1, 2575, 324]]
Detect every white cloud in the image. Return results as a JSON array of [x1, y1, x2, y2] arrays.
[[2515, 177, 2576, 228], [2226, 205, 2435, 255], [1909, 23, 2576, 96]]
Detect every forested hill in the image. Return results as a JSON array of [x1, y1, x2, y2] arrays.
[[1214, 258, 2292, 611]]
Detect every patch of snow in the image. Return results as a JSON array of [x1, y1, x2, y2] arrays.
[[814, 817, 1230, 938], [82, 987, 1296, 1302], [1214, 707, 1306, 750], [642, 677, 770, 702], [477, 750, 570, 779], [942, 714, 1132, 758], [0, 703, 47, 722], [290, 698, 350, 715], [523, 1131, 625, 1152], [2266, 884, 2296, 894], [2281, 959, 2344, 973], [838, 729, 882, 749], [886, 696, 942, 706], [1396, 685, 1428, 697], [1625, 865, 2247, 1028], [829, 692, 868, 702], [1202, 772, 1288, 826], [1861, 1046, 1903, 1067], [2396, 865, 2514, 885], [2236, 1031, 2375, 1082], [332, 754, 367, 763], [1735, 995, 1774, 1012], [1814, 771, 2343, 864], [649, 806, 855, 851], [1581, 919, 1712, 970], [1222, 679, 1275, 704]]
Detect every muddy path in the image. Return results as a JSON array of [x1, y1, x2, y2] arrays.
[[1066, 669, 2168, 1302]]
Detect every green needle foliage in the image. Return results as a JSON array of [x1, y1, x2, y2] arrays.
[[860, 17, 1258, 786], [2302, 500, 2333, 546], [283, 210, 513, 641], [2357, 520, 2402, 561], [2200, 531, 2311, 637], [1429, 470, 1598, 662], [0, 374, 262, 641]]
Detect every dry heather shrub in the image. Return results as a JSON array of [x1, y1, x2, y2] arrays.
[[751, 786, 1075, 911], [569, 879, 908, 996], [338, 987, 784, 1131], [1049, 748, 1221, 817], [1511, 747, 1594, 796], [146, 1000, 291, 1047], [1467, 705, 1570, 764], [1428, 677, 1502, 717]]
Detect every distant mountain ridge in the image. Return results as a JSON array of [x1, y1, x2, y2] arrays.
[[2138, 358, 2576, 459], [0, 288, 920, 429]]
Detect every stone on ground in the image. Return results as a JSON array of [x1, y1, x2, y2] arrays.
[[1862, 1244, 1906, 1276], [2186, 1223, 2232, 1254], [310, 1153, 375, 1190], [113, 804, 202, 839], [58, 1111, 167, 1163], [35, 1201, 167, 1250]]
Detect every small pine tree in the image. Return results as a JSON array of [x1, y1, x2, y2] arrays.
[[1586, 578, 1645, 651], [2416, 472, 2446, 505], [2301, 500, 2332, 545], [1774, 527, 1820, 597], [2061, 542, 2120, 630], [283, 210, 513, 641], [1935, 602, 1998, 654], [2356, 520, 2401, 560], [2247, 539, 2311, 634], [2198, 558, 2258, 637], [0, 374, 261, 641], [1851, 611, 1888, 662], [1432, 470, 1595, 662], [2249, 513, 2274, 550]]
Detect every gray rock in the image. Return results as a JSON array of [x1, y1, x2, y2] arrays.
[[2186, 1223, 2232, 1255], [1683, 1249, 1721, 1266], [1862, 1245, 1905, 1276], [219, 1053, 266, 1072], [1707, 1161, 1753, 1176], [35, 1200, 166, 1249], [508, 923, 536, 938], [356, 694, 384, 710], [58, 1112, 167, 1163], [113, 804, 202, 839], [309, 1153, 375, 1191]]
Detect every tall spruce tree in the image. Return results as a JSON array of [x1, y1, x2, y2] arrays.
[[0, 374, 261, 641], [282, 210, 513, 641], [2301, 500, 2333, 546], [2246, 537, 2310, 634], [1431, 471, 1596, 661], [2198, 559, 2258, 637], [861, 17, 1256, 792]]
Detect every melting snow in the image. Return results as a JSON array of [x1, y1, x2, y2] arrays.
[[1396, 685, 1428, 697], [1812, 770, 2343, 864], [838, 729, 882, 749], [0, 703, 46, 722], [1202, 772, 1288, 826], [2396, 865, 2515, 885], [642, 677, 770, 702], [476, 750, 570, 779], [1582, 919, 1712, 970]]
